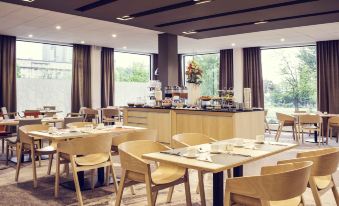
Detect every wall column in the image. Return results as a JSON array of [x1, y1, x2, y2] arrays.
[[158, 33, 178, 87], [233, 48, 244, 103], [91, 45, 101, 108]]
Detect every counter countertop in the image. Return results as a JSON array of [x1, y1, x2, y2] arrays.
[[123, 106, 263, 113]]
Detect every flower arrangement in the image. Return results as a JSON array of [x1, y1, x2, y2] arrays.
[[185, 60, 203, 85]]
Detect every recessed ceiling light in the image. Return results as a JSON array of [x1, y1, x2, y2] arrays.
[[123, 46, 127, 49], [28, 34, 33, 38], [81, 41, 85, 44], [194, 0, 214, 5], [280, 38, 285, 42], [112, 34, 117, 38], [254, 20, 268, 25], [231, 43, 236, 47], [116, 15, 134, 21], [56, 25, 61, 30], [22, 0, 34, 2], [182, 30, 197, 35]]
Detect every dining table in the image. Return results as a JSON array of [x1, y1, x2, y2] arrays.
[[142, 138, 297, 206], [29, 125, 144, 191]]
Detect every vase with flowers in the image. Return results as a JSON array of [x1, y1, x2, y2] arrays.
[[185, 60, 203, 105]]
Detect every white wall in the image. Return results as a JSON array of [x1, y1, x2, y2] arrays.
[[233, 48, 244, 103], [91, 46, 101, 109]]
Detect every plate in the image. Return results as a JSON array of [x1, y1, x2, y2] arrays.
[[182, 153, 199, 158]]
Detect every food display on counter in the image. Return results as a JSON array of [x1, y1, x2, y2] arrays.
[[162, 99, 172, 108]]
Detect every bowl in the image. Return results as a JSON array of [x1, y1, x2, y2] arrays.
[[162, 103, 172, 108], [127, 103, 135, 107]]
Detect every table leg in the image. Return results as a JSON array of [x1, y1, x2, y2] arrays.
[[213, 171, 224, 206], [97, 167, 105, 185], [233, 165, 243, 177]]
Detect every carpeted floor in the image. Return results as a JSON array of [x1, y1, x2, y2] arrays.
[[0, 132, 338, 206]]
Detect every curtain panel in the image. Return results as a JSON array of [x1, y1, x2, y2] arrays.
[[71, 44, 91, 112], [101, 47, 114, 108], [243, 47, 264, 108], [178, 54, 183, 86], [317, 40, 339, 114], [151, 53, 158, 80], [0, 35, 16, 112], [219, 49, 234, 90]]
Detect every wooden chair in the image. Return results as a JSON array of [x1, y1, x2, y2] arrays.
[[264, 110, 271, 134], [170, 133, 229, 206], [63, 117, 84, 128], [278, 148, 339, 206], [102, 108, 121, 125], [327, 116, 339, 144], [224, 161, 313, 206], [275, 113, 297, 142], [5, 119, 42, 165], [66, 122, 97, 128], [15, 124, 56, 188], [66, 107, 86, 118], [298, 114, 323, 144], [1, 107, 19, 119], [55, 134, 118, 206], [82, 108, 99, 123], [115, 140, 192, 206]]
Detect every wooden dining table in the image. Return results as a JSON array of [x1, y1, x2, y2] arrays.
[[143, 138, 297, 206], [29, 125, 144, 190]]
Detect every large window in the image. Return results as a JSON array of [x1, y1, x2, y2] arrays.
[[261, 46, 317, 123], [114, 52, 151, 106], [183, 53, 220, 96], [16, 41, 72, 114]]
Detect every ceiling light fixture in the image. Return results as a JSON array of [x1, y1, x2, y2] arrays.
[[254, 20, 268, 25], [182, 30, 197, 35], [56, 25, 61, 30], [231, 43, 236, 47], [112, 34, 117, 38], [81, 41, 85, 44], [123, 46, 127, 49], [193, 0, 214, 5], [28, 34, 33, 38], [280, 38, 285, 42], [116, 15, 134, 21], [22, 0, 35, 2]]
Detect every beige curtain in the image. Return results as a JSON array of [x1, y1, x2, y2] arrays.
[[71, 44, 91, 112], [243, 47, 264, 108], [219, 49, 233, 90], [0, 35, 16, 112], [101, 47, 114, 107]]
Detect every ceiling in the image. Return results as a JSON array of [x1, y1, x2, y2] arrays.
[[2, 0, 339, 39], [0, 1, 339, 54]]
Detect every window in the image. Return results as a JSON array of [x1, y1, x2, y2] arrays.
[[16, 41, 72, 114], [114, 52, 151, 106], [261, 46, 317, 123], [183, 53, 220, 96]]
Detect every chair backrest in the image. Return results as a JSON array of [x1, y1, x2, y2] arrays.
[[229, 162, 312, 202], [329, 116, 339, 125], [298, 114, 322, 124], [18, 119, 42, 127], [83, 108, 98, 115], [102, 108, 120, 118], [276, 112, 295, 122], [24, 110, 40, 118], [278, 148, 339, 177], [79, 107, 87, 114], [66, 122, 96, 128], [172, 133, 215, 148], [57, 134, 113, 156], [43, 106, 56, 110], [111, 129, 157, 147], [1, 107, 9, 119], [19, 124, 49, 144], [63, 117, 84, 128]]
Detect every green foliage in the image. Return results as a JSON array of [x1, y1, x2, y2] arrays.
[[115, 62, 149, 82], [266, 47, 317, 110]]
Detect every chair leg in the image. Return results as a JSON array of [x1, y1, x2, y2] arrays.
[[54, 153, 60, 198], [31, 144, 38, 188], [309, 177, 322, 206], [90, 169, 95, 191], [166, 186, 174, 203], [274, 124, 281, 141], [47, 154, 53, 175], [184, 170, 192, 206], [71, 159, 83, 206], [145, 173, 154, 206], [331, 178, 339, 206], [15, 143, 22, 182], [224, 190, 231, 206], [1, 138, 4, 154], [6, 144, 9, 165], [198, 171, 206, 206], [105, 166, 110, 186], [109, 154, 119, 193], [227, 169, 232, 178], [327, 126, 330, 144], [152, 191, 158, 206], [115, 169, 127, 206], [37, 141, 41, 167]]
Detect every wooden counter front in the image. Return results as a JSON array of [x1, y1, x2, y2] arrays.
[[123, 108, 264, 145]]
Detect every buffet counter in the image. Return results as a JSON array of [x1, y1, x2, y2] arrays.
[[123, 107, 265, 145]]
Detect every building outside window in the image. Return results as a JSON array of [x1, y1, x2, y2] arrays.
[[114, 52, 151, 106], [16, 41, 72, 115], [261, 46, 317, 123], [183, 53, 220, 96]]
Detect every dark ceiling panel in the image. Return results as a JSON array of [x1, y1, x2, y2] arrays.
[[1, 0, 339, 39]]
